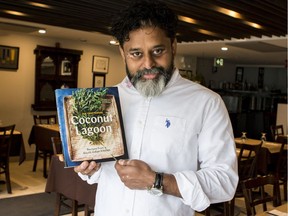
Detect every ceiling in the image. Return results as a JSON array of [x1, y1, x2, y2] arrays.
[[0, 0, 287, 65]]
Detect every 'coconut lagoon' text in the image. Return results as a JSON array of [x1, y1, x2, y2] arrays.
[[71, 114, 113, 136]]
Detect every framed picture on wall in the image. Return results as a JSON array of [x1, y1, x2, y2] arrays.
[[92, 73, 106, 88], [61, 59, 72, 76], [0, 45, 20, 70], [235, 67, 244, 82], [92, 56, 109, 73]]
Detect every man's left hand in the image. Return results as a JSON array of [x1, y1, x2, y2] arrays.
[[115, 159, 155, 190]]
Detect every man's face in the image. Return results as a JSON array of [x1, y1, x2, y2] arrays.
[[119, 26, 177, 97]]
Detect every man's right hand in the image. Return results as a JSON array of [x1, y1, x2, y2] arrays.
[[74, 161, 101, 176]]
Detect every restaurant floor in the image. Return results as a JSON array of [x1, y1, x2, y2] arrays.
[[0, 158, 286, 216]]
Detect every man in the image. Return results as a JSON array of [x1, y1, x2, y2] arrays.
[[74, 1, 238, 215]]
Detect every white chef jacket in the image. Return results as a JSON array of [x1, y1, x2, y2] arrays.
[[79, 69, 238, 216]]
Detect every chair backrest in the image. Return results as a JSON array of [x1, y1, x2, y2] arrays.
[[236, 142, 262, 181], [33, 115, 57, 125], [51, 136, 62, 155], [275, 138, 287, 180], [241, 175, 280, 216], [0, 124, 15, 162], [270, 125, 284, 142]]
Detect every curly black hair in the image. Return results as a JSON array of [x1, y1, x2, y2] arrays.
[[110, 0, 178, 47]]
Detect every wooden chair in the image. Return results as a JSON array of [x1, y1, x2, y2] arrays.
[[51, 136, 75, 216], [50, 137, 94, 216], [0, 124, 15, 193], [229, 142, 263, 215], [51, 136, 62, 156], [32, 115, 57, 177], [273, 136, 287, 201], [241, 175, 281, 216], [236, 142, 262, 182], [270, 125, 284, 142]]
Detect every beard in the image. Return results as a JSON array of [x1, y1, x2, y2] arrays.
[[126, 62, 174, 97]]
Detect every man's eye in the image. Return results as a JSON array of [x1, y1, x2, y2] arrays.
[[153, 49, 164, 55], [130, 52, 142, 58]]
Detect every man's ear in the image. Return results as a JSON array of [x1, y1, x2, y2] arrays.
[[172, 39, 177, 56], [119, 46, 126, 63]]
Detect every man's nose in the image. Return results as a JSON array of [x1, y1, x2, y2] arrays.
[[142, 54, 155, 69]]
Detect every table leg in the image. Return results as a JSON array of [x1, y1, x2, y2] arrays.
[[54, 193, 61, 216], [72, 200, 78, 216]]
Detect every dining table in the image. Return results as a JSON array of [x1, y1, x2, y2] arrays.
[[28, 124, 60, 177], [28, 124, 60, 149], [235, 138, 284, 175], [45, 155, 97, 216], [0, 129, 26, 165]]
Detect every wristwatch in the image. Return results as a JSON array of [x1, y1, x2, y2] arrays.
[[148, 172, 163, 196]]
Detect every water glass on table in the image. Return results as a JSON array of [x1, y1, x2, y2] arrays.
[[241, 132, 247, 142], [260, 133, 266, 143]]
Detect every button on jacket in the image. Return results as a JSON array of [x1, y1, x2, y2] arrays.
[[79, 69, 238, 216]]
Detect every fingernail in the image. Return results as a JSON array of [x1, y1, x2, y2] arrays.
[[118, 159, 124, 165]]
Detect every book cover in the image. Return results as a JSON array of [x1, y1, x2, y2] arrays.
[[55, 87, 128, 167]]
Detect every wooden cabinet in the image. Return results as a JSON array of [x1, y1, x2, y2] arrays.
[[32, 45, 83, 111]]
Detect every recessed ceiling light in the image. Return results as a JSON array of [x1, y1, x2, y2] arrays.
[[4, 10, 27, 16], [109, 40, 119, 45], [216, 7, 242, 19], [178, 15, 198, 24], [28, 2, 52, 8], [221, 47, 228, 51], [214, 6, 263, 29], [38, 29, 46, 34], [197, 29, 220, 37], [243, 21, 263, 29]]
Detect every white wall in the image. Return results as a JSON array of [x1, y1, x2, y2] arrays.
[[0, 33, 125, 154]]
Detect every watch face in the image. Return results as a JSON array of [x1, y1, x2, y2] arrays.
[[149, 188, 163, 196]]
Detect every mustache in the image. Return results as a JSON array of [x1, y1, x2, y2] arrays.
[[131, 67, 168, 83]]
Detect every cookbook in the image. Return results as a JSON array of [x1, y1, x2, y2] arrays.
[[55, 87, 128, 167]]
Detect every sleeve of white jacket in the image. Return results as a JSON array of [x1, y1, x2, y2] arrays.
[[174, 96, 238, 211], [78, 166, 102, 185]]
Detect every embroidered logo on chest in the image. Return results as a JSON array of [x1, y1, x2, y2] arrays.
[[165, 119, 171, 128]]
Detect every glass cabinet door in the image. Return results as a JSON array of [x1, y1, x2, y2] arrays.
[[40, 82, 55, 103], [40, 56, 55, 75]]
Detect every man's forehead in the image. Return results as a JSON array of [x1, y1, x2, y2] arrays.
[[123, 28, 170, 50]]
